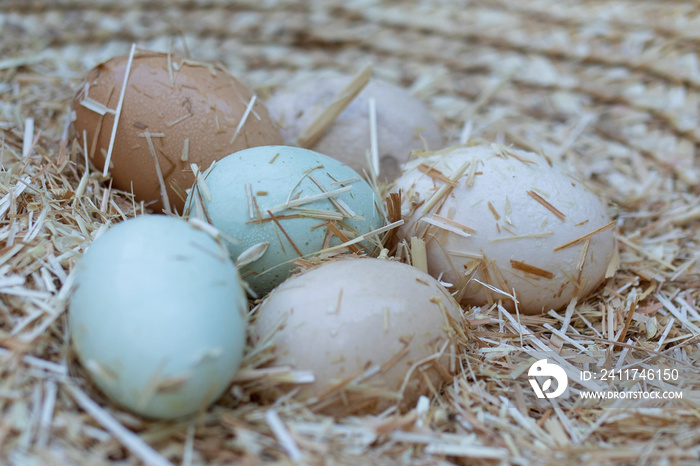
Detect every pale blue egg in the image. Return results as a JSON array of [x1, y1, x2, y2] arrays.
[[69, 215, 247, 419]]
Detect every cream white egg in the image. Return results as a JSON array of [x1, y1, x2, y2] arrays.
[[266, 74, 443, 181], [69, 215, 247, 419], [253, 258, 462, 415], [392, 145, 617, 315]]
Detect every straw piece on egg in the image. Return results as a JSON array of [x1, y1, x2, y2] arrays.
[[297, 65, 372, 148]]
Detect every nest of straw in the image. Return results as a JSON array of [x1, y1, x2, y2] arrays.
[[1, 0, 700, 464]]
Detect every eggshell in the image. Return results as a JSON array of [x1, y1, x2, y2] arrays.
[[69, 215, 247, 419], [392, 145, 617, 315], [253, 258, 461, 416], [186, 145, 386, 297], [266, 74, 443, 181], [72, 50, 283, 213]]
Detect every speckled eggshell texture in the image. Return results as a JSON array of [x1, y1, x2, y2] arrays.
[[392, 145, 617, 315], [72, 50, 282, 213], [254, 258, 461, 416], [69, 215, 247, 419], [266, 74, 443, 181], [186, 145, 386, 297]]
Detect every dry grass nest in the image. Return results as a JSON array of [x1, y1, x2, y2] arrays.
[[1, 1, 700, 465]]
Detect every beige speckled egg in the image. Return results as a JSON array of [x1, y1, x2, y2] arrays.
[[72, 50, 282, 213], [266, 74, 443, 181], [253, 258, 462, 416], [392, 145, 617, 315]]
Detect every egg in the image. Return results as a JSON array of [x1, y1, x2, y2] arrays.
[[253, 257, 461, 415], [266, 73, 443, 181], [69, 215, 247, 419], [72, 50, 282, 213], [186, 145, 386, 297], [392, 145, 617, 315]]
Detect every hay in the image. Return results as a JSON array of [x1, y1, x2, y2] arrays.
[[1, 0, 700, 464]]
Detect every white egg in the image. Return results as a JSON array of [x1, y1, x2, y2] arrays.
[[254, 258, 462, 416], [392, 145, 617, 315], [69, 215, 247, 419], [266, 74, 443, 181], [186, 145, 386, 297]]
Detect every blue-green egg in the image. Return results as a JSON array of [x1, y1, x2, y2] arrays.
[[186, 145, 386, 296]]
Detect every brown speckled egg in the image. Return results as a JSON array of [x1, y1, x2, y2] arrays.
[[72, 50, 282, 213]]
